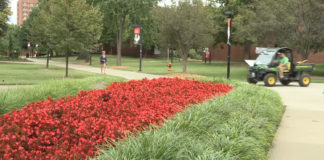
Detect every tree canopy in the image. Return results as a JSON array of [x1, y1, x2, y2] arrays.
[[49, 0, 103, 77], [94, 0, 158, 66], [154, 0, 214, 72], [209, 0, 324, 59], [0, 24, 21, 57], [21, 0, 103, 77], [0, 0, 11, 37]]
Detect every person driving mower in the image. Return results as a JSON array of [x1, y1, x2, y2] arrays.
[[247, 47, 314, 87], [275, 52, 289, 79]]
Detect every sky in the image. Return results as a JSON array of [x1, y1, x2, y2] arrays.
[[8, 0, 18, 24]]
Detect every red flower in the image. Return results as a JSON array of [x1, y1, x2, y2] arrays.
[[0, 78, 232, 159]]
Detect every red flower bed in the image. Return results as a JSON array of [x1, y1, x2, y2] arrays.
[[0, 78, 232, 159]]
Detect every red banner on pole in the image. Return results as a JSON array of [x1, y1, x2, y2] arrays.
[[134, 27, 141, 34], [227, 18, 231, 45]]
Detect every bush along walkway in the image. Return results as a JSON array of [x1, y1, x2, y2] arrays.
[[94, 81, 284, 160], [27, 58, 163, 80]]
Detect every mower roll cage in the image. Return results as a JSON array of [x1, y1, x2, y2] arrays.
[[269, 48, 294, 70]]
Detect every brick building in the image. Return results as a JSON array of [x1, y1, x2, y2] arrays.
[[209, 44, 324, 63], [17, 0, 39, 26], [104, 42, 324, 63]]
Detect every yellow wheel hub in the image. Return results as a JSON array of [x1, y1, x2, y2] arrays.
[[303, 77, 310, 84], [268, 77, 275, 85]]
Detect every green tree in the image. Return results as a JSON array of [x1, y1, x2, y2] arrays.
[[0, 0, 11, 36], [0, 24, 21, 57], [285, 0, 324, 59], [47, 0, 103, 77], [153, 0, 213, 72], [19, 19, 32, 51], [208, 0, 255, 58], [238, 0, 324, 59], [19, 1, 50, 63], [210, 0, 324, 60], [27, 0, 55, 68], [96, 0, 158, 66], [19, 7, 40, 53]]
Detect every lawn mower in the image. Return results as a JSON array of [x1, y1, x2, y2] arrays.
[[246, 47, 315, 87]]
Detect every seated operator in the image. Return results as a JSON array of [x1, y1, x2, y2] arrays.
[[275, 52, 289, 79]]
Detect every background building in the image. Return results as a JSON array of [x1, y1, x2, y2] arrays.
[[17, 0, 38, 26]]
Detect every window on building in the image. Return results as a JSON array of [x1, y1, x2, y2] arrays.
[[30, 4, 33, 7], [23, 3, 27, 6]]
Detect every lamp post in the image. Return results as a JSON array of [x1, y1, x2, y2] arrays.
[[131, 24, 143, 72], [35, 44, 38, 57], [27, 41, 31, 58], [225, 10, 233, 79], [170, 49, 174, 63]]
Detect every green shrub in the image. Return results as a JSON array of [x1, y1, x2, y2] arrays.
[[0, 76, 124, 114], [189, 49, 202, 60], [9, 51, 20, 59], [94, 81, 283, 160], [172, 50, 182, 58], [76, 52, 90, 62]]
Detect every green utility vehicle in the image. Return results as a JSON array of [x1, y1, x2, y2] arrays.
[[246, 47, 315, 87]]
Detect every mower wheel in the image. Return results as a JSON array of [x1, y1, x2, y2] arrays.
[[264, 73, 277, 87], [299, 73, 311, 87]]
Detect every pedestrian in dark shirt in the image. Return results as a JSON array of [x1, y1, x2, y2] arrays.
[[100, 50, 107, 74]]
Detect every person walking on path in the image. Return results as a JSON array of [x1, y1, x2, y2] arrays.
[[100, 50, 107, 74]]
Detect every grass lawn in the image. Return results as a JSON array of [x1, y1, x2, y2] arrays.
[[94, 80, 284, 160], [0, 76, 125, 114], [312, 64, 324, 83], [0, 62, 125, 114], [44, 55, 324, 82], [0, 62, 104, 85], [43, 55, 250, 81]]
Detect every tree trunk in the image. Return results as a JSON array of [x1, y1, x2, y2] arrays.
[[302, 40, 311, 60], [109, 42, 113, 54], [181, 47, 189, 73], [65, 52, 69, 78], [46, 51, 50, 69], [302, 49, 310, 60], [89, 53, 92, 65], [244, 43, 252, 59], [116, 16, 125, 66], [182, 56, 187, 73]]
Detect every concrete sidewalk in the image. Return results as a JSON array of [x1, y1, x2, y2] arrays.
[[27, 58, 164, 80], [0, 85, 32, 91], [269, 83, 324, 160]]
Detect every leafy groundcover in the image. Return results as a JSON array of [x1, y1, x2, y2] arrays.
[[0, 78, 232, 159], [94, 81, 284, 160]]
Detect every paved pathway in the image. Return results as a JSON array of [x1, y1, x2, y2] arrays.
[[26, 58, 164, 80], [269, 83, 324, 160], [0, 85, 32, 91]]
